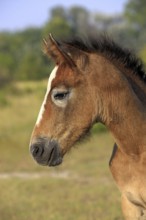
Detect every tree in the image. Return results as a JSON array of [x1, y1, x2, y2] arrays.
[[43, 6, 73, 39], [43, 17, 72, 39], [14, 28, 51, 80], [124, 0, 146, 31], [50, 6, 66, 20], [0, 28, 47, 82], [15, 51, 51, 80], [68, 7, 90, 36], [0, 33, 16, 86], [124, 0, 146, 49]]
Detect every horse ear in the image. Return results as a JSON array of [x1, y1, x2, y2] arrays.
[[43, 34, 76, 67]]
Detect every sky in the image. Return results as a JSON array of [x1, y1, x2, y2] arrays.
[[0, 0, 127, 31]]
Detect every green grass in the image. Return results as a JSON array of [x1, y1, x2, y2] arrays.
[[0, 177, 122, 220], [0, 81, 123, 220]]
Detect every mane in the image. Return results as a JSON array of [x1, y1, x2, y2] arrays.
[[61, 35, 146, 84]]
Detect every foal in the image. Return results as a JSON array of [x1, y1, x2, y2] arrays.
[[30, 34, 146, 220]]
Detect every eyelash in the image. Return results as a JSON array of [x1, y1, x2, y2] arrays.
[[53, 91, 69, 101]]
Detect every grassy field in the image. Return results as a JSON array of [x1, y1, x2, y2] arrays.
[[0, 81, 123, 220]]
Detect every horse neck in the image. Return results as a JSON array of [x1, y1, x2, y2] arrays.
[[91, 54, 146, 156], [108, 102, 146, 156], [126, 74, 146, 107]]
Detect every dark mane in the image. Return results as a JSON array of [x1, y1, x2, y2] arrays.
[[61, 35, 146, 83]]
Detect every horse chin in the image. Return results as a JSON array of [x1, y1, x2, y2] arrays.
[[76, 127, 91, 144], [62, 128, 92, 155]]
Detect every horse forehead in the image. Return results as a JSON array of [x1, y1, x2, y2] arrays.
[[51, 65, 76, 88], [48, 65, 70, 92], [48, 66, 58, 92]]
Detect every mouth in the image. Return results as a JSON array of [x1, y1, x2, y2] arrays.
[[30, 138, 63, 167], [47, 144, 63, 166]]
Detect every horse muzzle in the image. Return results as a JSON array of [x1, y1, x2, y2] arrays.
[[30, 137, 63, 167]]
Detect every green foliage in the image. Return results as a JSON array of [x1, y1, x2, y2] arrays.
[[139, 45, 146, 67], [125, 0, 146, 30], [124, 0, 146, 49], [92, 123, 107, 134], [43, 17, 72, 40], [16, 50, 50, 80], [69, 7, 90, 35], [0, 33, 16, 85], [0, 28, 55, 82], [43, 6, 72, 39]]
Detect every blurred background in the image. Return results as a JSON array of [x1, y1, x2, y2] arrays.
[[0, 0, 145, 219]]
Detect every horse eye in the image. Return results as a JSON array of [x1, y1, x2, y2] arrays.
[[54, 92, 69, 101]]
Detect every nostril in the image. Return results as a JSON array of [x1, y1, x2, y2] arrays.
[[32, 146, 39, 157], [31, 144, 44, 158]]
